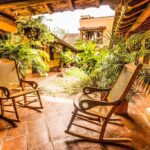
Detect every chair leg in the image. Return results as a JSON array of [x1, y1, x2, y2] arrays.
[[17, 90, 43, 111], [36, 91, 43, 108], [100, 106, 118, 139], [65, 109, 78, 132], [12, 98, 20, 121], [99, 117, 104, 125], [0, 99, 18, 127], [23, 95, 27, 105], [0, 115, 18, 127], [0, 100, 5, 116]]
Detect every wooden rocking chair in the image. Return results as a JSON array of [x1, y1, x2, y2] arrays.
[[0, 59, 43, 127], [65, 63, 143, 144]]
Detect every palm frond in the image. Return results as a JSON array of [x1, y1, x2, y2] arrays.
[[137, 65, 150, 95]]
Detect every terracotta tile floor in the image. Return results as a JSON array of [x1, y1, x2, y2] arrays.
[[0, 72, 150, 150]]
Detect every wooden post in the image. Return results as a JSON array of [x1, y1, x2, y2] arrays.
[[143, 54, 150, 64]]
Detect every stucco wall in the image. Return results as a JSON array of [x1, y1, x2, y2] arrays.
[[80, 16, 114, 46]]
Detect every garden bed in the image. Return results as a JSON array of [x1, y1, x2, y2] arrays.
[[41, 67, 89, 98]]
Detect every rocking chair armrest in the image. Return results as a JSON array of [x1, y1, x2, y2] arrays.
[[83, 86, 110, 94], [79, 99, 120, 110], [21, 79, 38, 89], [0, 86, 10, 98]]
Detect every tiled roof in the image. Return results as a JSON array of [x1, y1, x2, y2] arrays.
[[63, 33, 80, 45], [52, 33, 82, 53], [79, 26, 106, 31], [80, 15, 114, 20]]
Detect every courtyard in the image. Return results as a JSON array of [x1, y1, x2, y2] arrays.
[[0, 0, 150, 150], [0, 71, 149, 150]]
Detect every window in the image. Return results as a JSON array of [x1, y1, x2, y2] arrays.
[[97, 31, 103, 44], [50, 46, 54, 60]]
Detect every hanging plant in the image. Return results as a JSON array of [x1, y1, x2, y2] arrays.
[[16, 16, 55, 45], [0, 34, 50, 76], [23, 27, 42, 40]]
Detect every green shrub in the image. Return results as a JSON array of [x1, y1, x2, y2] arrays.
[[0, 34, 50, 76]]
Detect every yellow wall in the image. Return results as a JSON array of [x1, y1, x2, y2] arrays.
[[48, 48, 60, 68], [80, 16, 114, 46], [49, 59, 60, 68]]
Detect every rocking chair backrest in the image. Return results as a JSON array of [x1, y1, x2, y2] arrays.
[[106, 64, 142, 102], [0, 59, 21, 90]]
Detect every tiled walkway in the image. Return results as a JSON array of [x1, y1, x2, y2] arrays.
[[0, 73, 150, 150]]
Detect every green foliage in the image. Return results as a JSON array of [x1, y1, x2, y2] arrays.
[[63, 68, 90, 94], [66, 32, 150, 90], [43, 32, 150, 96], [93, 33, 149, 87], [53, 27, 67, 39], [60, 51, 75, 66], [64, 76, 91, 94], [66, 68, 87, 78], [75, 40, 109, 75], [0, 16, 60, 76], [16, 16, 55, 46], [137, 64, 150, 95], [0, 33, 50, 76]]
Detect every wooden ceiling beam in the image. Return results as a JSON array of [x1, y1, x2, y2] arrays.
[[0, 11, 15, 21], [123, 9, 143, 19], [67, 0, 74, 10], [0, 9, 16, 18], [113, 5, 126, 34], [120, 17, 137, 26], [95, 0, 100, 8], [27, 6, 35, 15], [43, 4, 52, 14], [125, 3, 150, 38], [119, 22, 133, 29], [0, 15, 15, 25], [127, 0, 150, 11], [0, 15, 16, 32], [0, 0, 58, 10]]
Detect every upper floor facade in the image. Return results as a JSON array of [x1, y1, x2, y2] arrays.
[[79, 15, 114, 47]]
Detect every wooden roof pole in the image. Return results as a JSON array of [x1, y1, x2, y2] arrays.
[[125, 3, 150, 38], [95, 0, 100, 8], [0, 15, 16, 32], [114, 5, 126, 34], [123, 9, 143, 19], [119, 22, 133, 29], [27, 6, 35, 15], [127, 0, 150, 10], [67, 0, 74, 10], [0, 9, 16, 18], [120, 17, 137, 26], [0, 0, 58, 10], [43, 4, 52, 14]]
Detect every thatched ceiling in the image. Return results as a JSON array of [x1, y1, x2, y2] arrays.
[[112, 0, 150, 38]]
